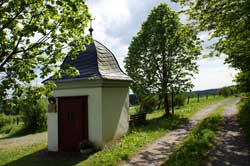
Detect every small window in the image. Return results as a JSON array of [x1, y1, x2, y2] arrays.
[[68, 112, 76, 121]]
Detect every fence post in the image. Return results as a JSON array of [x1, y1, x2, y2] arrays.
[[187, 96, 190, 104], [171, 93, 174, 115]]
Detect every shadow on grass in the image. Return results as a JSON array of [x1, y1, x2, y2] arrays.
[[131, 114, 188, 134], [2, 113, 187, 166], [163, 114, 223, 166], [238, 97, 250, 141], [0, 124, 47, 140], [3, 148, 94, 166]]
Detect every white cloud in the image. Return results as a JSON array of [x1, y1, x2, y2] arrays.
[[198, 32, 209, 41], [193, 57, 237, 90], [179, 13, 188, 24], [87, 0, 236, 91]]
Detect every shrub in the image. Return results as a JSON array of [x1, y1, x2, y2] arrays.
[[20, 98, 48, 131], [0, 114, 11, 128], [158, 94, 187, 108], [138, 94, 187, 113], [238, 97, 250, 141], [217, 86, 237, 97], [140, 96, 158, 113], [173, 94, 187, 107]]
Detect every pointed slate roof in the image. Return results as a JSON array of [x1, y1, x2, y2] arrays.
[[54, 40, 132, 83]]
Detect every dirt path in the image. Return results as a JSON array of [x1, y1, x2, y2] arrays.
[[121, 98, 233, 166], [202, 98, 250, 166]]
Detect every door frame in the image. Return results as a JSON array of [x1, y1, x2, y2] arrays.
[[58, 96, 88, 151]]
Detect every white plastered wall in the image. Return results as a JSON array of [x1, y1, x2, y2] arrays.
[[48, 112, 58, 151], [102, 87, 129, 143], [48, 83, 103, 151], [47, 80, 131, 151]]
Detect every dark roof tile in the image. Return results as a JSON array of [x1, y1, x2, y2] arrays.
[[51, 40, 131, 83]]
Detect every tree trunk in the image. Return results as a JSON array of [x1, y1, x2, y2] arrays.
[[187, 96, 190, 104], [157, 100, 162, 110], [171, 93, 174, 115], [164, 93, 170, 117]]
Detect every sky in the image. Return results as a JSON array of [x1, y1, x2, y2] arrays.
[[87, 0, 237, 91]]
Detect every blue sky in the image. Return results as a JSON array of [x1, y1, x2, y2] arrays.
[[87, 0, 237, 91]]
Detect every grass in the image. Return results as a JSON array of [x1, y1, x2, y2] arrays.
[[0, 96, 224, 166], [77, 96, 224, 166], [0, 123, 28, 137], [238, 96, 250, 142], [0, 131, 90, 166], [163, 103, 226, 166], [128, 105, 139, 115], [0, 123, 47, 139], [0, 139, 47, 166]]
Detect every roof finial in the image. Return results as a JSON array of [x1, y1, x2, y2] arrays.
[[89, 18, 95, 36]]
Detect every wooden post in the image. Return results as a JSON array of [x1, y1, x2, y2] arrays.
[[206, 95, 208, 100], [171, 93, 174, 115], [187, 96, 190, 104], [197, 94, 200, 103], [157, 100, 162, 110], [164, 94, 170, 117]]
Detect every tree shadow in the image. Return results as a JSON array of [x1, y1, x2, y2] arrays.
[[3, 148, 95, 166], [130, 114, 189, 134], [202, 115, 250, 166], [125, 114, 193, 166], [0, 125, 47, 140]]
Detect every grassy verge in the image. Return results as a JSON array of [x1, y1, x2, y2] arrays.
[[238, 96, 250, 142], [163, 104, 226, 166], [77, 96, 224, 166]]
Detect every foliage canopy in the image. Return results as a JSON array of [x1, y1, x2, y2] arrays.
[[0, 0, 91, 102], [173, 0, 250, 92], [125, 3, 201, 115]]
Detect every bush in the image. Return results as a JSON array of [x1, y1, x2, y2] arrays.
[[0, 114, 11, 128], [217, 86, 237, 97], [173, 94, 187, 107], [159, 94, 187, 108], [238, 97, 250, 141], [139, 94, 187, 113], [20, 98, 48, 131], [140, 96, 158, 113]]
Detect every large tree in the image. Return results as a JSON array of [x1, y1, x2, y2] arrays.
[[173, 0, 250, 92], [0, 0, 91, 102], [125, 3, 201, 116]]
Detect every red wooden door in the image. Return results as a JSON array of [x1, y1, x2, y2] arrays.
[[58, 96, 88, 151]]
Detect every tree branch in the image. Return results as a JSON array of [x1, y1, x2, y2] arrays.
[[0, 35, 22, 69], [15, 22, 61, 56], [1, 7, 25, 30], [0, 1, 6, 7]]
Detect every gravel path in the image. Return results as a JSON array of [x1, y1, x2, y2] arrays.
[[121, 99, 231, 166], [202, 98, 250, 166]]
